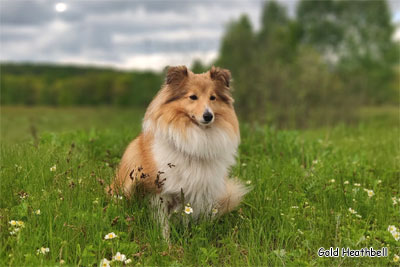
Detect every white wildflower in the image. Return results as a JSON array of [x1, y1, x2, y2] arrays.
[[392, 231, 400, 241], [37, 247, 50, 255], [104, 232, 117, 240], [212, 208, 218, 215], [348, 208, 357, 214], [113, 252, 126, 262], [363, 189, 374, 198], [184, 205, 193, 215], [50, 165, 56, 172], [388, 225, 397, 233], [100, 258, 111, 267], [394, 254, 399, 263]]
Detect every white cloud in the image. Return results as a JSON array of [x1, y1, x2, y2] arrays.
[[58, 50, 218, 71]]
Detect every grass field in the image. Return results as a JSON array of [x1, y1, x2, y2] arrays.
[[1, 106, 399, 266]]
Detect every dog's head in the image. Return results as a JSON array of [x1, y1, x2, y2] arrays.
[[143, 65, 239, 157], [163, 65, 234, 127]]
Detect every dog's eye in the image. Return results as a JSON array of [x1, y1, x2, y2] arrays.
[[189, 95, 198, 100], [210, 95, 216, 101]]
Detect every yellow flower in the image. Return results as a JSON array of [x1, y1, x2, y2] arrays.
[[50, 165, 57, 172], [113, 252, 126, 262], [104, 232, 117, 240], [184, 205, 193, 215], [394, 254, 399, 263]]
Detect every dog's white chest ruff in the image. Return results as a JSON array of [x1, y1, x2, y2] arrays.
[[151, 124, 238, 217]]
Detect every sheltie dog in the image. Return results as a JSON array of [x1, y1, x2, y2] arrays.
[[109, 66, 248, 238]]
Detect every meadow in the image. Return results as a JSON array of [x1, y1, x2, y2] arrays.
[[0, 106, 399, 266]]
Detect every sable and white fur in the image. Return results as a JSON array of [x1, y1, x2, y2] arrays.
[[109, 66, 248, 237]]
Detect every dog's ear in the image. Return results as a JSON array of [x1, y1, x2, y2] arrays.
[[166, 66, 188, 85], [210, 66, 231, 88]]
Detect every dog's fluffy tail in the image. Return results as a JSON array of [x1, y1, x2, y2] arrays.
[[218, 178, 250, 214]]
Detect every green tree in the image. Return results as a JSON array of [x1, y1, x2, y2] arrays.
[[297, 0, 398, 103]]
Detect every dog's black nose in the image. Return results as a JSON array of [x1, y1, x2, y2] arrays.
[[203, 111, 213, 123]]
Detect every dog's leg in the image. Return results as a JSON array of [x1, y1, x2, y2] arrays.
[[151, 195, 171, 242]]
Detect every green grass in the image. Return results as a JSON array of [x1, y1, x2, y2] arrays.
[[1, 106, 399, 266]]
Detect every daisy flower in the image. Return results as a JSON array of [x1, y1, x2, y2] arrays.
[[16, 221, 24, 227], [212, 208, 218, 215], [343, 181, 349, 185], [329, 179, 335, 183], [100, 258, 111, 267], [35, 209, 41, 215], [184, 205, 193, 215], [104, 232, 117, 240], [354, 183, 361, 187], [363, 189, 374, 198], [50, 165, 57, 172], [377, 180, 382, 184], [388, 225, 397, 233], [392, 231, 400, 241], [113, 252, 126, 262], [246, 180, 251, 185], [9, 220, 17, 227], [348, 208, 357, 214], [37, 247, 50, 255], [394, 254, 399, 263], [392, 197, 398, 205], [125, 258, 132, 264]]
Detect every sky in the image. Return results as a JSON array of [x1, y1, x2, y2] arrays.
[[1, 0, 399, 71]]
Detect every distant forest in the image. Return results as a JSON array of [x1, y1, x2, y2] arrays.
[[1, 0, 398, 127], [0, 63, 163, 107]]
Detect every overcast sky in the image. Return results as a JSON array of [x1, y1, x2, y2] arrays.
[[1, 0, 399, 71]]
